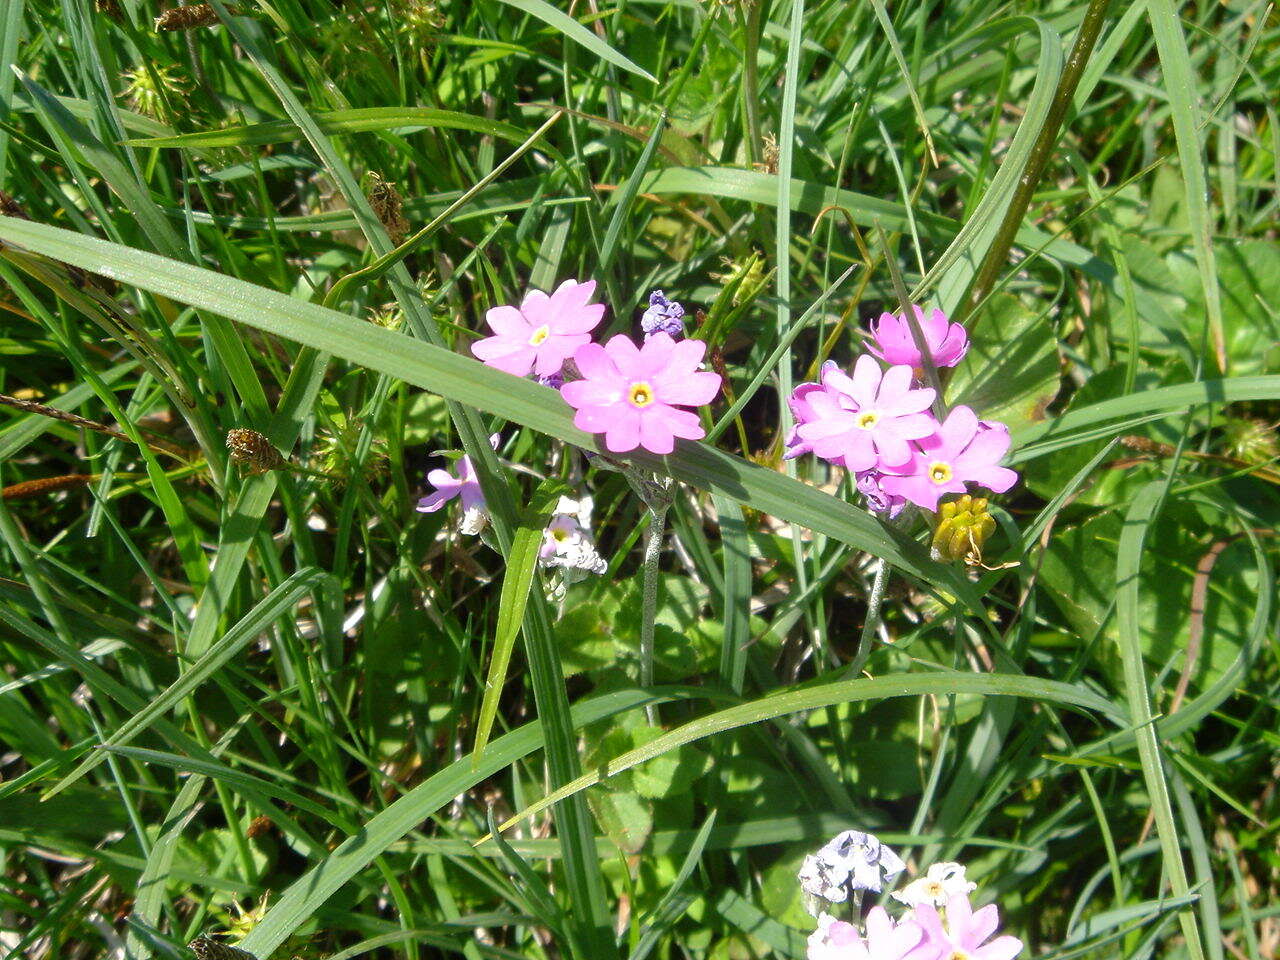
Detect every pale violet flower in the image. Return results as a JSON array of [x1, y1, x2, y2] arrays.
[[640, 289, 685, 338], [891, 862, 977, 908], [799, 830, 906, 914]]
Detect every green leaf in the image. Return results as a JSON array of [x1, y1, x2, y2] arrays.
[[496, 0, 656, 83], [491, 671, 1119, 838], [123, 107, 534, 149], [472, 478, 566, 766], [948, 293, 1062, 430]]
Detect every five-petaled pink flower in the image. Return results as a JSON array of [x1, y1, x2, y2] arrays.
[[560, 333, 721, 454], [869, 305, 969, 369], [910, 894, 1023, 960], [472, 279, 605, 378], [881, 406, 1018, 512], [794, 355, 937, 471], [807, 908, 929, 960]]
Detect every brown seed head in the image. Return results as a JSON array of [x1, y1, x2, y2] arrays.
[[226, 429, 285, 474], [155, 3, 227, 31]]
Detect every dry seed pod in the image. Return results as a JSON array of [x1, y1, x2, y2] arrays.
[[1119, 434, 1175, 457], [364, 172, 410, 244], [226, 429, 285, 474]]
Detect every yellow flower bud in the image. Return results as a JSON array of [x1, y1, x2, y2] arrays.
[[931, 495, 996, 565]]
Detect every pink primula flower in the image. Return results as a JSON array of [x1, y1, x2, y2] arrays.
[[807, 909, 929, 960], [869, 305, 969, 369], [560, 333, 721, 455], [472, 279, 605, 378], [785, 366, 841, 462], [911, 894, 1023, 960], [794, 355, 937, 471], [881, 406, 1018, 512]]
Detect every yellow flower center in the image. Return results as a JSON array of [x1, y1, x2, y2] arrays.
[[929, 461, 953, 484], [628, 382, 656, 408], [856, 410, 880, 430], [528, 325, 550, 346], [926, 880, 944, 898], [551, 527, 570, 542], [949, 952, 971, 960]]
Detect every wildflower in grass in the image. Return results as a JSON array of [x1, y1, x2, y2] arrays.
[[784, 365, 839, 462], [540, 497, 607, 575], [793, 356, 937, 471], [911, 894, 1023, 960], [641, 289, 685, 339], [472, 279, 605, 378], [799, 829, 907, 911], [868, 305, 969, 369], [881, 406, 1018, 512], [855, 469, 906, 519], [892, 862, 977, 909], [416, 434, 500, 535], [561, 333, 721, 455], [808, 909, 926, 960]]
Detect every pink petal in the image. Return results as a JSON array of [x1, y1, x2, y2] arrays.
[[649, 404, 705, 440], [573, 404, 619, 433], [956, 422, 1012, 466], [893, 412, 943, 440], [633, 331, 678, 378], [573, 342, 619, 381], [655, 369, 721, 406], [472, 339, 535, 376], [485, 304, 529, 337], [965, 464, 1019, 494], [974, 937, 1023, 960], [561, 378, 623, 408], [638, 414, 676, 454], [967, 904, 1001, 947], [936, 405, 980, 456], [520, 288, 551, 319], [666, 336, 708, 373], [797, 415, 856, 442], [426, 469, 458, 488], [873, 431, 912, 468], [604, 409, 642, 452], [946, 894, 974, 936], [551, 277, 595, 310], [836, 431, 878, 472], [603, 334, 643, 376], [556, 302, 606, 334], [877, 363, 915, 401], [849, 354, 884, 406], [881, 472, 945, 511]]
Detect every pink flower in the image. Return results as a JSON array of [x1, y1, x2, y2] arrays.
[[868, 305, 968, 369], [560, 333, 721, 454], [472, 279, 605, 378], [416, 434, 500, 534], [794, 355, 937, 471], [784, 367, 840, 462], [910, 894, 1023, 960], [807, 908, 928, 960], [881, 406, 1018, 512]]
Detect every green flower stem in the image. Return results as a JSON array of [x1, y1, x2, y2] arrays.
[[847, 556, 890, 678]]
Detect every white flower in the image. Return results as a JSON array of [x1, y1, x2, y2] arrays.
[[891, 862, 976, 908], [799, 830, 906, 915], [540, 514, 607, 575]]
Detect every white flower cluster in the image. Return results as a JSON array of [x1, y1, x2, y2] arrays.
[[540, 496, 607, 584], [798, 829, 906, 914]]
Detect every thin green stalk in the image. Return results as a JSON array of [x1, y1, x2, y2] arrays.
[[956, 0, 1112, 331], [846, 557, 889, 678]]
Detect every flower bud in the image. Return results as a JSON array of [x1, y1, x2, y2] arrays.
[[931, 494, 996, 564]]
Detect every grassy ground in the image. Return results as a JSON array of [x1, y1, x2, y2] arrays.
[[1, 0, 1278, 958]]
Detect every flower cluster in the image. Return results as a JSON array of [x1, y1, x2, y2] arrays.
[[471, 280, 722, 456], [787, 305, 1017, 514], [801, 830, 1021, 960]]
